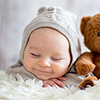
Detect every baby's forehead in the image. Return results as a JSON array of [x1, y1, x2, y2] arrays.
[[26, 27, 70, 51], [30, 27, 69, 43], [31, 27, 68, 38]]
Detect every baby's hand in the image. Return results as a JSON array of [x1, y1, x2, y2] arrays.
[[43, 77, 66, 87]]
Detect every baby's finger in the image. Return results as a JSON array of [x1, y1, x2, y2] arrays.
[[57, 77, 66, 81], [44, 80, 57, 87], [45, 80, 57, 87], [51, 79, 65, 87], [43, 81, 49, 87]]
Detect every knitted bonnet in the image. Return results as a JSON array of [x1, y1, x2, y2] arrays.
[[19, 6, 81, 71]]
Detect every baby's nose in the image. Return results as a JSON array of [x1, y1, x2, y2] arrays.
[[38, 58, 51, 67]]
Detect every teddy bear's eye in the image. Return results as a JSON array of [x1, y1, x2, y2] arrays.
[[98, 33, 100, 36]]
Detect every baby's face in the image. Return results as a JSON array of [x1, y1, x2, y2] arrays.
[[23, 27, 71, 80]]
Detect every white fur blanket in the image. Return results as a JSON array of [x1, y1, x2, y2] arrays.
[[0, 70, 100, 100]]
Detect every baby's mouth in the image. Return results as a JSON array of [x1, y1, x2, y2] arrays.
[[35, 69, 51, 73]]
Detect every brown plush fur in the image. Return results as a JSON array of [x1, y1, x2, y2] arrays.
[[75, 13, 100, 89], [78, 76, 98, 89]]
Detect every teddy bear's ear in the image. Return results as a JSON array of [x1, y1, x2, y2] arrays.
[[80, 16, 91, 36]]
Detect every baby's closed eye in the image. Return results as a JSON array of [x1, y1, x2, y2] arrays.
[[31, 53, 41, 57]]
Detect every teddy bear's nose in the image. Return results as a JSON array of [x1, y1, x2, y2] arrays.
[[98, 33, 100, 36]]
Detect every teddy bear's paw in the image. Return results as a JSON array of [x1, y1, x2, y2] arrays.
[[78, 76, 98, 89], [75, 60, 95, 75]]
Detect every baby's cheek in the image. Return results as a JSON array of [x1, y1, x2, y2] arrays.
[[23, 58, 31, 70], [53, 65, 67, 76]]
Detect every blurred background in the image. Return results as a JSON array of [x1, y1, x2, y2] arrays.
[[0, 0, 100, 71]]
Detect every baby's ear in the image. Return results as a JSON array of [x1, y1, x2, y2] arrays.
[[38, 7, 47, 15], [80, 16, 91, 36]]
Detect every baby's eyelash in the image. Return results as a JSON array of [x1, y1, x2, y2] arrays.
[[51, 57, 62, 61], [31, 53, 40, 57]]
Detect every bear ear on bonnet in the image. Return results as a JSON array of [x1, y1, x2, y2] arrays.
[[80, 16, 91, 36]]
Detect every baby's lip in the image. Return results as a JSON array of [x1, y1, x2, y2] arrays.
[[35, 69, 51, 73]]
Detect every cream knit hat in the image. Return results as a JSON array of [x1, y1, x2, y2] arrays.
[[20, 6, 81, 70]]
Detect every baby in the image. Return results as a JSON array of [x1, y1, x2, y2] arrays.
[[6, 6, 82, 87]]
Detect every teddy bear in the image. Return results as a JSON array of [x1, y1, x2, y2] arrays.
[[75, 13, 100, 89]]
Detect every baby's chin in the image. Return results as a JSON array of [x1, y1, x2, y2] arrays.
[[36, 75, 58, 80], [36, 75, 51, 80], [37, 75, 60, 81]]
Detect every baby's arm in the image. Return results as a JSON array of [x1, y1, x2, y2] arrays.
[[43, 77, 66, 87]]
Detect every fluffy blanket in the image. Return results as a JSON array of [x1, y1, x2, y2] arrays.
[[0, 70, 100, 100]]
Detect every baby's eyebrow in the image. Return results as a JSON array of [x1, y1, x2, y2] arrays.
[[52, 52, 67, 56], [29, 46, 42, 51], [29, 46, 35, 49], [29, 46, 38, 49]]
